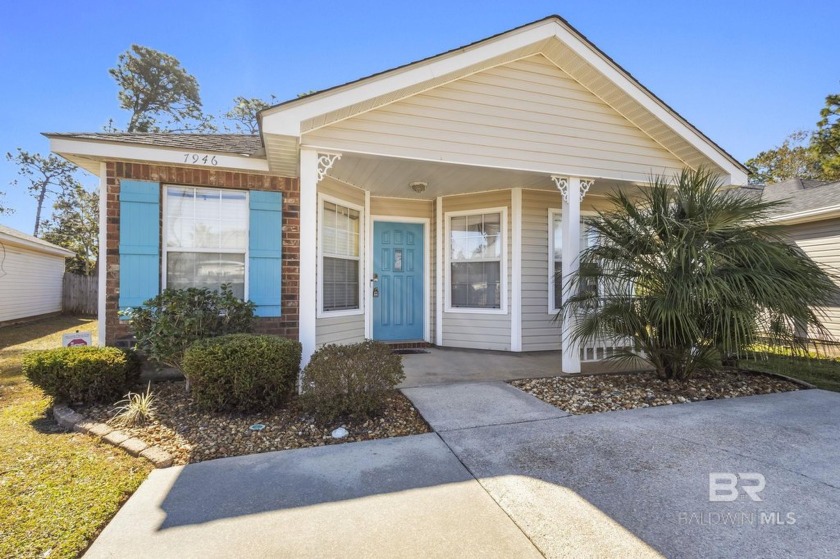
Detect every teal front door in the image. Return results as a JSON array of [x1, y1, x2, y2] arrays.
[[373, 221, 424, 341]]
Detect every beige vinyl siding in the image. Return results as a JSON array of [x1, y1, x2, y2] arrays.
[[371, 197, 436, 343], [520, 191, 618, 351], [0, 243, 66, 323], [315, 178, 366, 346], [521, 189, 563, 351], [371, 197, 433, 219], [315, 314, 365, 346], [442, 190, 511, 350], [304, 55, 686, 184], [785, 218, 840, 341], [318, 177, 365, 205]]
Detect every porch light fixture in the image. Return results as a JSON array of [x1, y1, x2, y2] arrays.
[[410, 181, 427, 194]]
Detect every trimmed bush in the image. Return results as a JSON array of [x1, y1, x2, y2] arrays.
[[129, 286, 255, 374], [182, 334, 301, 411], [23, 347, 141, 404], [300, 341, 405, 421]]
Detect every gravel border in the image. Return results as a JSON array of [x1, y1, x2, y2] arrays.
[[52, 404, 173, 468], [739, 368, 817, 389], [75, 381, 431, 465], [512, 368, 804, 415]]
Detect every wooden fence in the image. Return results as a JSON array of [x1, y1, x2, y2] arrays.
[[63, 273, 97, 316]]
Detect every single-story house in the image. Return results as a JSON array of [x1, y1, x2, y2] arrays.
[[752, 178, 840, 342], [0, 224, 75, 325], [47, 15, 748, 372]]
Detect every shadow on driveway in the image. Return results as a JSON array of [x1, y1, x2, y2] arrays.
[[156, 433, 471, 529]]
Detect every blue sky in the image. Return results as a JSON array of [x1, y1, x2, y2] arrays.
[[1, 0, 838, 233]]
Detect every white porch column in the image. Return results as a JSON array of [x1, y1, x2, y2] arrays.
[[510, 188, 523, 351], [299, 149, 319, 367], [364, 190, 372, 340], [561, 177, 581, 373], [552, 176, 591, 374], [97, 162, 107, 346], [435, 196, 443, 346]]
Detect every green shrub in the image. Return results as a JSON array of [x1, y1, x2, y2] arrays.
[[300, 341, 405, 421], [182, 334, 301, 411], [23, 347, 141, 404], [129, 286, 255, 375]]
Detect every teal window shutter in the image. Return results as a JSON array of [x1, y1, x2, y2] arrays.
[[249, 191, 283, 317], [119, 180, 160, 311]]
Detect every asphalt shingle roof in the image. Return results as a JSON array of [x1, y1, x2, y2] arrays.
[[45, 133, 265, 157], [748, 178, 840, 217]]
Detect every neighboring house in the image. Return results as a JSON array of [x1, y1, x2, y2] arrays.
[[0, 224, 74, 325], [759, 178, 840, 342], [46, 15, 748, 372]]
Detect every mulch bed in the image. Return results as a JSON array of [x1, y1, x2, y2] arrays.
[[76, 381, 430, 465], [511, 369, 804, 415]]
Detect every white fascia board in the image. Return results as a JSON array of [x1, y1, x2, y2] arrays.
[[770, 204, 840, 225], [548, 23, 747, 184], [50, 138, 270, 174], [260, 24, 556, 137], [0, 232, 75, 257]]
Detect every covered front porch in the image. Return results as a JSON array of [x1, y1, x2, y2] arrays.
[[298, 145, 628, 374]]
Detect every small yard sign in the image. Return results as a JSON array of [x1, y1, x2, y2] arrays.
[[62, 331, 92, 347]]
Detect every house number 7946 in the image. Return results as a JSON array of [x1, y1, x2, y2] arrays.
[[183, 153, 218, 166]]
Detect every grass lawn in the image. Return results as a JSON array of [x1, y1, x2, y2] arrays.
[[0, 316, 150, 559], [743, 352, 840, 392]]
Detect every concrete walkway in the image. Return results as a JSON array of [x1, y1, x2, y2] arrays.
[[85, 389, 840, 558], [402, 381, 569, 431]]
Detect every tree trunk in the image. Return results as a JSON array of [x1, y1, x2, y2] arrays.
[[33, 187, 46, 236]]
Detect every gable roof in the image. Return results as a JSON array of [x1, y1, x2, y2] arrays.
[[756, 178, 840, 223], [0, 224, 75, 257], [260, 15, 748, 183], [46, 16, 748, 184]]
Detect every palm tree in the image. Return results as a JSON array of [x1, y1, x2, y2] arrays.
[[563, 167, 838, 380]]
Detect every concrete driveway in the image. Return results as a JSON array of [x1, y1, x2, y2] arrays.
[[440, 388, 840, 559], [85, 388, 840, 559]]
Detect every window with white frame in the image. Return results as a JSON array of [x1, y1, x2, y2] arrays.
[[549, 211, 597, 311], [320, 198, 362, 313], [165, 186, 249, 299], [448, 210, 505, 310]]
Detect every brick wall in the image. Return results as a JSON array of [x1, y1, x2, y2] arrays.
[[105, 161, 299, 345]]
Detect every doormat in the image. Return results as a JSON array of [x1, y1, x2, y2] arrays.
[[391, 349, 430, 355]]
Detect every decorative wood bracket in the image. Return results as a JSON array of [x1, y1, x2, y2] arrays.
[[551, 176, 569, 201], [551, 176, 594, 203], [316, 153, 342, 183], [580, 179, 594, 201]]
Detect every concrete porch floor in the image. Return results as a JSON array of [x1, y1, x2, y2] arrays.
[[399, 347, 650, 388]]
